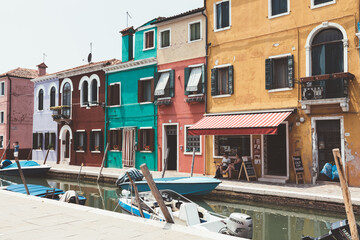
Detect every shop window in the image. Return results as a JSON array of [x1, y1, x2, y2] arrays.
[[265, 55, 294, 90], [0, 111, 4, 124], [109, 129, 122, 151], [215, 0, 230, 30], [108, 83, 121, 106], [138, 78, 154, 103], [269, 0, 289, 17], [144, 30, 155, 50], [0, 136, 3, 149], [184, 66, 204, 95], [184, 125, 201, 154], [0, 82, 5, 96], [189, 21, 201, 42], [32, 132, 43, 150], [138, 128, 154, 151], [311, 28, 343, 76], [38, 89, 44, 111], [154, 70, 175, 99], [90, 130, 102, 152], [160, 29, 170, 48], [45, 132, 56, 150], [214, 135, 250, 157], [211, 65, 233, 96], [50, 87, 56, 107], [74, 131, 87, 151]]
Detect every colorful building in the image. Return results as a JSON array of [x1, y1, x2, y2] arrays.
[[152, 8, 207, 174], [191, 0, 360, 186], [104, 20, 159, 170], [0, 66, 39, 160]]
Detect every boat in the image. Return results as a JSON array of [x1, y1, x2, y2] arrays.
[[0, 160, 51, 176], [116, 169, 221, 195], [118, 189, 253, 239], [4, 184, 86, 205], [302, 219, 360, 239]]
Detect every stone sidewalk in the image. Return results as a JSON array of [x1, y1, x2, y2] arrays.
[[0, 190, 239, 240]]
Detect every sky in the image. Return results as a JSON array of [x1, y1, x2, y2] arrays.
[[0, 0, 204, 74]]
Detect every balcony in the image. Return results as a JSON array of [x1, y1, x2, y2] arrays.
[[300, 72, 354, 114], [50, 106, 71, 124]]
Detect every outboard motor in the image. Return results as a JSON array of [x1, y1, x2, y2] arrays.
[[226, 213, 253, 239]]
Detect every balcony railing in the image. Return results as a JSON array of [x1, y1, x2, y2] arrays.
[[50, 106, 71, 124]]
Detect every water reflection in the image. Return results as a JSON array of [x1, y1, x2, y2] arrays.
[[0, 176, 349, 240]]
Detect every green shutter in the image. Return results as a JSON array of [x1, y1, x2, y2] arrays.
[[169, 70, 175, 98], [99, 131, 103, 152], [45, 132, 49, 150], [39, 133, 43, 149], [90, 131, 94, 151], [83, 132, 87, 152], [265, 58, 273, 90], [201, 64, 206, 94], [184, 67, 191, 96], [73, 132, 78, 151], [51, 133, 56, 150], [211, 68, 218, 96], [287, 55, 294, 88], [154, 72, 161, 100], [33, 133, 37, 149], [228, 65, 234, 95]]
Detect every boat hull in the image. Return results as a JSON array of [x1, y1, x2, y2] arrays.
[[0, 166, 51, 176]]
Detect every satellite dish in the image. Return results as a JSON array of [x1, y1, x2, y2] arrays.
[[87, 53, 92, 63]]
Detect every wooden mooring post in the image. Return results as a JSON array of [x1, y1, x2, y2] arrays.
[[161, 148, 170, 178], [97, 143, 109, 183], [15, 160, 30, 195], [190, 148, 196, 177], [43, 149, 50, 165], [126, 172, 144, 218]]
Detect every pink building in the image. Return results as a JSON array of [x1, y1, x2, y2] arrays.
[[0, 67, 41, 159]]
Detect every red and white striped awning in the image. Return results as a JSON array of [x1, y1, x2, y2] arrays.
[[188, 111, 292, 135]]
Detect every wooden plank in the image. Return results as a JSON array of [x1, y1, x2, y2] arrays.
[[126, 172, 144, 218], [140, 164, 174, 224], [190, 148, 196, 177], [43, 149, 50, 165], [26, 149, 32, 161], [332, 148, 359, 240], [15, 160, 30, 195], [97, 143, 109, 182]]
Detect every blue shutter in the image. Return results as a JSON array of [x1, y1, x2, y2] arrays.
[[211, 68, 218, 96], [265, 58, 273, 90], [184, 67, 191, 96], [228, 65, 234, 95], [287, 55, 294, 88], [169, 70, 175, 98]]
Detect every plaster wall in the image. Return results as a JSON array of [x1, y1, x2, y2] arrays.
[[134, 24, 158, 61]]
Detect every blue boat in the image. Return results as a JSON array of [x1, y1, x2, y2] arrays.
[[5, 184, 86, 205], [0, 161, 51, 176], [118, 176, 221, 196]]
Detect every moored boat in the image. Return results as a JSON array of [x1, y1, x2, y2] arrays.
[[0, 160, 51, 176]]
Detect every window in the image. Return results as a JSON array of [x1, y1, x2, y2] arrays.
[[189, 21, 201, 42], [311, 29, 343, 76], [0, 136, 3, 149], [38, 89, 44, 111], [90, 130, 102, 152], [211, 65, 233, 96], [265, 55, 294, 90], [45, 132, 56, 150], [81, 81, 89, 106], [91, 79, 98, 104], [185, 66, 204, 95], [312, 0, 335, 8], [144, 30, 155, 50], [50, 87, 56, 107], [138, 128, 154, 152], [0, 82, 5, 96], [215, 0, 230, 30], [184, 125, 201, 154], [32, 132, 43, 150], [214, 135, 250, 157], [62, 82, 71, 117], [269, 0, 289, 17], [109, 129, 122, 151], [160, 29, 170, 48], [108, 83, 121, 106], [138, 78, 154, 103], [154, 70, 175, 99], [74, 131, 87, 151], [0, 112, 4, 124]]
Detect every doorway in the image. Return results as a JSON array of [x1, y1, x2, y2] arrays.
[[264, 124, 288, 176], [122, 127, 135, 167], [163, 124, 178, 171], [59, 125, 72, 165]]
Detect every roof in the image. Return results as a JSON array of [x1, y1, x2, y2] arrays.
[[54, 58, 121, 75], [1, 67, 38, 79], [37, 62, 48, 68], [120, 26, 135, 34], [136, 17, 165, 30], [153, 7, 205, 24]]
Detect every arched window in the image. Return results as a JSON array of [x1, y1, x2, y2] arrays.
[[63, 83, 71, 117], [91, 79, 98, 104], [311, 28, 343, 76], [82, 81, 88, 106], [38, 89, 44, 111], [50, 87, 56, 107]]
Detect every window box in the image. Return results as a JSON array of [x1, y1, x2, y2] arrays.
[[155, 98, 172, 106], [185, 95, 204, 104]]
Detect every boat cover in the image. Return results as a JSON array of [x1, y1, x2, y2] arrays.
[[116, 168, 143, 186], [2, 161, 40, 169]]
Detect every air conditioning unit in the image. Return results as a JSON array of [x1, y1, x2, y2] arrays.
[[302, 86, 325, 100]]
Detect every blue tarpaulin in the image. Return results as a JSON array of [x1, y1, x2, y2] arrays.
[[2, 160, 40, 169]]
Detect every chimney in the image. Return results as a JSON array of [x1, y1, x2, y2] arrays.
[[120, 26, 135, 62], [37, 62, 48, 76]]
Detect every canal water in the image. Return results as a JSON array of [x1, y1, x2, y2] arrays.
[[0, 175, 350, 240]]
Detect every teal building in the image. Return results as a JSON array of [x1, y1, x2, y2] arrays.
[[104, 20, 158, 170]]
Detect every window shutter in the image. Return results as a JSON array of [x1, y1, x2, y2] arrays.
[[149, 129, 155, 152], [45, 132, 49, 150], [228, 65, 234, 95], [99, 131, 103, 152], [107, 130, 112, 149], [118, 130, 122, 151], [51, 133, 56, 150], [114, 84, 120, 105], [201, 64, 206, 94], [137, 129, 143, 151], [138, 81, 142, 103], [287, 55, 294, 88], [265, 58, 273, 90], [154, 72, 160, 100], [39, 133, 43, 149], [107, 85, 112, 106], [151, 78, 154, 102], [184, 67, 191, 96], [211, 68, 218, 96], [73, 132, 78, 151], [83, 132, 87, 152], [90, 131, 94, 151], [33, 133, 38, 149], [169, 70, 175, 98]]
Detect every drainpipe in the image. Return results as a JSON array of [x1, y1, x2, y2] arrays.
[[202, 1, 208, 175], [8, 76, 12, 154]]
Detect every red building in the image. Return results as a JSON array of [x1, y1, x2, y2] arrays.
[[54, 59, 119, 166]]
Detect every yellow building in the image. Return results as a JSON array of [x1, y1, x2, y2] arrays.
[[192, 0, 360, 186]]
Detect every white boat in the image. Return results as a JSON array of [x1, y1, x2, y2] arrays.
[[0, 160, 50, 176], [118, 189, 253, 239]]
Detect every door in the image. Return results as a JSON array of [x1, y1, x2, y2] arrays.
[[122, 128, 135, 167], [316, 120, 340, 181], [165, 125, 177, 171], [65, 131, 70, 159], [265, 124, 287, 176]]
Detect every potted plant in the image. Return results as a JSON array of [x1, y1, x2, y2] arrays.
[[144, 145, 150, 151], [77, 146, 83, 151], [38, 144, 42, 150], [95, 146, 100, 151], [113, 145, 119, 150], [48, 144, 54, 150]]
